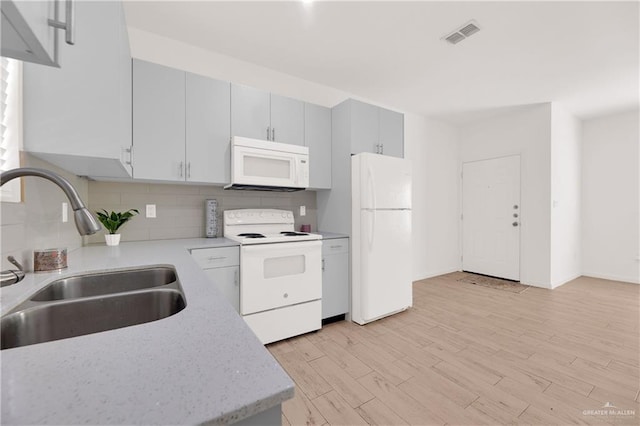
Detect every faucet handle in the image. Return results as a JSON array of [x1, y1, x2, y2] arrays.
[[7, 256, 24, 271]]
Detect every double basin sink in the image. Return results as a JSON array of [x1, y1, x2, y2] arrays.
[[1, 266, 186, 350]]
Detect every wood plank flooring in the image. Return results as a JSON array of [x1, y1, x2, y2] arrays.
[[267, 273, 640, 425]]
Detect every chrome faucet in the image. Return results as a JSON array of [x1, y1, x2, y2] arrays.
[[0, 167, 101, 286]]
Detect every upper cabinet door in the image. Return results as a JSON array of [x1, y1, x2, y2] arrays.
[[22, 0, 133, 177], [379, 107, 404, 158], [271, 94, 304, 145], [349, 99, 379, 155], [231, 84, 270, 140], [186, 73, 231, 184], [133, 59, 186, 181], [1, 0, 56, 66], [304, 103, 331, 189]]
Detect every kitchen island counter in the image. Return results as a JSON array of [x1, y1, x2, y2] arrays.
[[1, 238, 294, 425]]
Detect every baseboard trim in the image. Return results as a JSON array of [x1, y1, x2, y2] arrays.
[[550, 274, 582, 289], [413, 267, 460, 282], [582, 272, 640, 285]]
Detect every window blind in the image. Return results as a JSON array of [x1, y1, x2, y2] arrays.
[[1, 57, 22, 202]]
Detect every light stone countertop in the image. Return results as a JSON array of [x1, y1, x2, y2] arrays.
[[316, 231, 349, 240], [0, 238, 294, 425]]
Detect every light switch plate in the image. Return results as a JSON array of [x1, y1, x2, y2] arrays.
[[146, 204, 156, 218], [300, 206, 306, 216], [62, 202, 68, 223]]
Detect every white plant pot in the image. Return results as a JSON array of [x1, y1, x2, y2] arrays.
[[105, 234, 121, 246]]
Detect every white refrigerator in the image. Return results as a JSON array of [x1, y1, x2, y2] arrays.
[[351, 153, 412, 325]]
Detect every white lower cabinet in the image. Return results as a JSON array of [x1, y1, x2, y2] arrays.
[[322, 238, 350, 319], [191, 246, 240, 312]]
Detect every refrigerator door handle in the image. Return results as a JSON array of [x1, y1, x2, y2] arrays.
[[367, 166, 376, 249], [367, 165, 377, 210]]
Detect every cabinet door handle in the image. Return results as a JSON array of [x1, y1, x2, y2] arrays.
[[272, 127, 275, 141], [375, 144, 379, 154], [322, 258, 325, 271], [381, 144, 384, 154], [266, 126, 271, 140], [179, 161, 184, 177], [48, 0, 75, 45], [123, 147, 132, 165], [207, 256, 226, 261], [330, 245, 341, 249], [234, 269, 239, 286], [187, 162, 191, 179]]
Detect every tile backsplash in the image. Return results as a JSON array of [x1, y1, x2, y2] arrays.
[[1, 154, 88, 271], [86, 181, 318, 244]]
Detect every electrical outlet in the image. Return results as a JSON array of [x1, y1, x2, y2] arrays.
[[300, 206, 306, 216], [146, 204, 156, 218], [62, 202, 68, 223]]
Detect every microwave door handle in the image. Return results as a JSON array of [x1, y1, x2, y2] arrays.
[[294, 157, 299, 185]]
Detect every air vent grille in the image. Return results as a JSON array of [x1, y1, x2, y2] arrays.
[[445, 32, 465, 45], [459, 23, 480, 37], [442, 20, 481, 45]]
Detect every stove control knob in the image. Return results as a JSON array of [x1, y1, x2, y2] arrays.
[[287, 213, 293, 219], [281, 212, 287, 218], [228, 212, 235, 219]]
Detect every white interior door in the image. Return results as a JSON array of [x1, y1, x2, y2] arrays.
[[462, 155, 521, 281]]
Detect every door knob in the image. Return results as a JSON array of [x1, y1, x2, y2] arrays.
[[512, 222, 519, 227]]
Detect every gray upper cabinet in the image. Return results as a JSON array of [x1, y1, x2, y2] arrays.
[[343, 99, 404, 158], [231, 83, 304, 144], [304, 103, 331, 189], [186, 73, 231, 184], [1, 0, 57, 66], [270, 94, 304, 145], [379, 107, 404, 158], [133, 59, 186, 181], [22, 0, 133, 178], [350, 100, 379, 155], [133, 60, 231, 185], [231, 84, 271, 140]]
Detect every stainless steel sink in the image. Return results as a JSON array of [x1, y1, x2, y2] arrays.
[[30, 266, 178, 301], [1, 266, 186, 350]]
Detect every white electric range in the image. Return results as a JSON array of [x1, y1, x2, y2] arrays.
[[223, 209, 322, 344]]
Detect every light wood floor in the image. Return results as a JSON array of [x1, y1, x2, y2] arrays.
[[267, 273, 640, 425]]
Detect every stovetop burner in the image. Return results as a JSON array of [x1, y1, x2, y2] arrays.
[[224, 209, 322, 245]]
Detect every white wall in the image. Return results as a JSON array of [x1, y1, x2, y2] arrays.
[[582, 110, 640, 284], [128, 28, 348, 108], [550, 104, 582, 288], [459, 104, 553, 288], [404, 114, 460, 280]]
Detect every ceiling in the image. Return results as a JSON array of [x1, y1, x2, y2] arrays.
[[123, 1, 639, 123]]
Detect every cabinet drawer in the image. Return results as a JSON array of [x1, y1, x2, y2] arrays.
[[243, 300, 321, 344], [191, 246, 239, 269], [322, 238, 349, 256]]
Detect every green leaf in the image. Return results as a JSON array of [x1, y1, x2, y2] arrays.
[[94, 208, 139, 235]]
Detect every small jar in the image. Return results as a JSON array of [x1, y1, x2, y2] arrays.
[[34, 248, 68, 272]]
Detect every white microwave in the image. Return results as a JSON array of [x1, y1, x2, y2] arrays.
[[224, 136, 309, 192]]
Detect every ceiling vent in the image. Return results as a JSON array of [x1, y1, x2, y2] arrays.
[[443, 20, 481, 45]]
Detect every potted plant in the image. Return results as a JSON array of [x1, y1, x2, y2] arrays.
[[95, 209, 139, 246]]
